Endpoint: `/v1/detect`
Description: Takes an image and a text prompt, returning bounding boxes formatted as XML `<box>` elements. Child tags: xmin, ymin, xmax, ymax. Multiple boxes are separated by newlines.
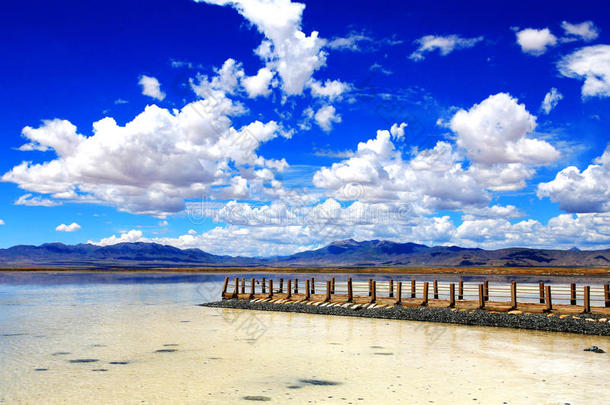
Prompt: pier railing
<box><xmin>221</xmin><ymin>277</ymin><xmax>610</xmax><ymax>315</ymax></box>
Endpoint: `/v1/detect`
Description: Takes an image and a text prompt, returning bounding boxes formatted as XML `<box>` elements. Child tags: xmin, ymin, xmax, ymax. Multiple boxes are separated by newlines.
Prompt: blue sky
<box><xmin>1</xmin><ymin>0</ymin><xmax>609</xmax><ymax>255</ymax></box>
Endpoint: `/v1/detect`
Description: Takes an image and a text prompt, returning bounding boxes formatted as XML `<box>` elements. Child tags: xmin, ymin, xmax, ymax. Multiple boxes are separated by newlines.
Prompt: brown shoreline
<box><xmin>0</xmin><ymin>266</ymin><xmax>609</xmax><ymax>276</ymax></box>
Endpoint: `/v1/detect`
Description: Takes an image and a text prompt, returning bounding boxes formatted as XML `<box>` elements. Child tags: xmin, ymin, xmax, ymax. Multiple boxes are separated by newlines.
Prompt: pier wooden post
<box><xmin>510</xmin><ymin>282</ymin><xmax>517</xmax><ymax>309</ymax></box>
<box><xmin>311</xmin><ymin>277</ymin><xmax>315</xmax><ymax>294</ymax></box>
<box><xmin>605</xmin><ymin>284</ymin><xmax>610</xmax><ymax>308</ymax></box>
<box><xmin>250</xmin><ymin>278</ymin><xmax>255</xmax><ymax>299</ymax></box>
<box><xmin>570</xmin><ymin>283</ymin><xmax>576</xmax><ymax>306</ymax></box>
<box><xmin>545</xmin><ymin>285</ymin><xmax>552</xmax><ymax>312</ymax></box>
<box><xmin>268</xmin><ymin>279</ymin><xmax>273</xmax><ymax>298</ymax></box>
<box><xmin>411</xmin><ymin>280</ymin><xmax>416</xmax><ymax>299</ymax></box>
<box><xmin>233</xmin><ymin>277</ymin><xmax>239</xmax><ymax>298</ymax></box>
<box><xmin>325</xmin><ymin>280</ymin><xmax>331</xmax><ymax>302</ymax></box>
<box><xmin>294</xmin><ymin>279</ymin><xmax>298</xmax><ymax>294</ymax></box>
<box><xmin>305</xmin><ymin>280</ymin><xmax>311</xmax><ymax>300</ymax></box>
<box><xmin>396</xmin><ymin>282</ymin><xmax>402</xmax><ymax>305</ymax></box>
<box><xmin>478</xmin><ymin>284</ymin><xmax>485</xmax><ymax>309</ymax></box>
<box><xmin>389</xmin><ymin>280</ymin><xmax>394</xmax><ymax>298</ymax></box>
<box><xmin>368</xmin><ymin>279</ymin><xmax>373</xmax><ymax>296</ymax></box>
<box><xmin>483</xmin><ymin>280</ymin><xmax>489</xmax><ymax>301</ymax></box>
<box><xmin>583</xmin><ymin>286</ymin><xmax>590</xmax><ymax>313</ymax></box>
<box><xmin>222</xmin><ymin>277</ymin><xmax>229</xmax><ymax>297</ymax></box>
<box><xmin>262</xmin><ymin>277</ymin><xmax>266</xmax><ymax>294</ymax></box>
<box><xmin>433</xmin><ymin>280</ymin><xmax>439</xmax><ymax>299</ymax></box>
<box><xmin>241</xmin><ymin>278</ymin><xmax>246</xmax><ymax>294</ymax></box>
<box><xmin>422</xmin><ymin>282</ymin><xmax>428</xmax><ymax>306</ymax></box>
<box><xmin>449</xmin><ymin>283</ymin><xmax>455</xmax><ymax>308</ymax></box>
<box><xmin>370</xmin><ymin>281</ymin><xmax>377</xmax><ymax>303</ymax></box>
<box><xmin>287</xmin><ymin>280</ymin><xmax>292</xmax><ymax>299</ymax></box>
<box><xmin>458</xmin><ymin>280</ymin><xmax>464</xmax><ymax>300</ymax></box>
<box><xmin>539</xmin><ymin>282</ymin><xmax>545</xmax><ymax>304</ymax></box>
<box><xmin>347</xmin><ymin>278</ymin><xmax>353</xmax><ymax>302</ymax></box>
<box><xmin>331</xmin><ymin>278</ymin><xmax>335</xmax><ymax>294</ymax></box>
<box><xmin>279</xmin><ymin>278</ymin><xmax>284</xmax><ymax>293</ymax></box>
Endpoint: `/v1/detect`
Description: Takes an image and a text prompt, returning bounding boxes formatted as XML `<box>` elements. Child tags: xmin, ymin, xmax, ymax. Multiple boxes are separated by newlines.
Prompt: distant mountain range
<box><xmin>1</xmin><ymin>239</ymin><xmax>609</xmax><ymax>268</ymax></box>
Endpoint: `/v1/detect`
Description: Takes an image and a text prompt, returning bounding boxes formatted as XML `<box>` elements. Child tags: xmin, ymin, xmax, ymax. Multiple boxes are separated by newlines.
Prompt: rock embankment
<box><xmin>202</xmin><ymin>299</ymin><xmax>610</xmax><ymax>336</ymax></box>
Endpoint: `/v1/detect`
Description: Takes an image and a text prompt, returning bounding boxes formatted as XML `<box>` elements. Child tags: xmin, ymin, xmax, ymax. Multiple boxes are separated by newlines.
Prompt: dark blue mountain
<box><xmin>0</xmin><ymin>242</ymin><xmax>252</xmax><ymax>268</ymax></box>
<box><xmin>0</xmin><ymin>240</ymin><xmax>609</xmax><ymax>268</ymax></box>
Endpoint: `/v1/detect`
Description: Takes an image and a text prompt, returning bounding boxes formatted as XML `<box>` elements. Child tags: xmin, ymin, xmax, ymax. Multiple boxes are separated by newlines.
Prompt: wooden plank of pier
<box><xmin>230</xmin><ymin>277</ymin><xmax>610</xmax><ymax>317</ymax></box>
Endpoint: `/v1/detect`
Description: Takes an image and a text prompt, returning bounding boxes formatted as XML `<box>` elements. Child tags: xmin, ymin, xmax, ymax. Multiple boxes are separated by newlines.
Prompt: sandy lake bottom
<box><xmin>0</xmin><ymin>273</ymin><xmax>608</xmax><ymax>404</ymax></box>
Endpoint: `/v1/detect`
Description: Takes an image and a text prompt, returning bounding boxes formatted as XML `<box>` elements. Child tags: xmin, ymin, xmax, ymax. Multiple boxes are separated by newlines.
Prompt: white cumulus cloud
<box><xmin>15</xmin><ymin>194</ymin><xmax>61</xmax><ymax>207</ymax></box>
<box><xmin>537</xmin><ymin>146</ymin><xmax>610</xmax><ymax>213</ymax></box>
<box><xmin>17</xmin><ymin>119</ymin><xmax>85</xmax><ymax>155</ymax></box>
<box><xmin>314</xmin><ymin>105</ymin><xmax>342</xmax><ymax>132</ymax></box>
<box><xmin>309</xmin><ymin>79</ymin><xmax>350</xmax><ymax>100</ymax></box>
<box><xmin>195</xmin><ymin>0</ymin><xmax>327</xmax><ymax>96</ymax></box>
<box><xmin>454</xmin><ymin>213</ymin><xmax>610</xmax><ymax>250</ymax></box>
<box><xmin>410</xmin><ymin>34</ymin><xmax>483</xmax><ymax>61</ymax></box>
<box><xmin>313</xmin><ymin>93</ymin><xmax>560</xmax><ymax>217</ymax></box>
<box><xmin>56</xmin><ymin>222</ymin><xmax>81</xmax><ymax>232</ymax></box>
<box><xmin>313</xmin><ymin>128</ymin><xmax>489</xmax><ymax>210</ymax></box>
<box><xmin>461</xmin><ymin>204</ymin><xmax>524</xmax><ymax>221</ymax></box>
<box><xmin>561</xmin><ymin>21</ymin><xmax>599</xmax><ymax>42</ymax></box>
<box><xmin>89</xmin><ymin>208</ymin><xmax>610</xmax><ymax>256</ymax></box>
<box><xmin>191</xmin><ymin>58</ymin><xmax>245</xmax><ymax>97</ymax></box>
<box><xmin>242</xmin><ymin>67</ymin><xmax>274</xmax><ymax>98</ymax></box>
<box><xmin>93</xmin><ymin>230</ymin><xmax>144</xmax><ymax>246</ymax></box>
<box><xmin>327</xmin><ymin>31</ymin><xmax>373</xmax><ymax>51</ymax></box>
<box><xmin>450</xmin><ymin>92</ymin><xmax>560</xmax><ymax>191</ymax></box>
<box><xmin>390</xmin><ymin>122</ymin><xmax>407</xmax><ymax>139</ymax></box>
<box><xmin>3</xmin><ymin>79</ymin><xmax>289</xmax><ymax>216</ymax></box>
<box><xmin>540</xmin><ymin>88</ymin><xmax>563</xmax><ymax>114</ymax></box>
<box><xmin>515</xmin><ymin>28</ymin><xmax>557</xmax><ymax>55</ymax></box>
<box><xmin>138</xmin><ymin>75</ymin><xmax>166</xmax><ymax>101</ymax></box>
<box><xmin>558</xmin><ymin>45</ymin><xmax>610</xmax><ymax>98</ymax></box>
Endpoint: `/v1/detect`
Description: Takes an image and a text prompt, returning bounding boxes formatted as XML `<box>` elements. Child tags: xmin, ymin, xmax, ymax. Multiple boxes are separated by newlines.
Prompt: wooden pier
<box><xmin>221</xmin><ymin>277</ymin><xmax>610</xmax><ymax>316</ymax></box>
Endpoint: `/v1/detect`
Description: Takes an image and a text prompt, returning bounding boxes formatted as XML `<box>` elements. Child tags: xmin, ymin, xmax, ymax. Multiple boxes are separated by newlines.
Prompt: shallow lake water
<box><xmin>0</xmin><ymin>272</ymin><xmax>608</xmax><ymax>404</ymax></box>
